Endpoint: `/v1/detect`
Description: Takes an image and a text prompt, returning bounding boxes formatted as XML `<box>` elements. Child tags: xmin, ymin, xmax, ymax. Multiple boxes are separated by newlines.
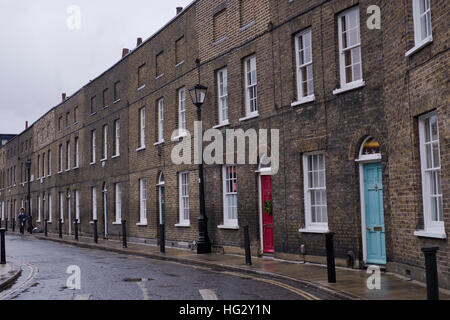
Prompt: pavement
<box><xmin>10</xmin><ymin>232</ymin><xmax>450</xmax><ymax>300</ymax></box>
<box><xmin>0</xmin><ymin>259</ymin><xmax>21</xmax><ymax>291</ymax></box>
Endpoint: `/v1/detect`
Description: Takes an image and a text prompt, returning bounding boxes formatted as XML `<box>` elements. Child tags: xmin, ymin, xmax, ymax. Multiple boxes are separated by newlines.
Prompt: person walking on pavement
<box><xmin>18</xmin><ymin>207</ymin><xmax>26</xmax><ymax>235</ymax></box>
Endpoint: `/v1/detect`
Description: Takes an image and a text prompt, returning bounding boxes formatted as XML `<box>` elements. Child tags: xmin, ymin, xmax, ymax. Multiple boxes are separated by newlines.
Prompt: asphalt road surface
<box><xmin>1</xmin><ymin>234</ymin><xmax>338</xmax><ymax>300</ymax></box>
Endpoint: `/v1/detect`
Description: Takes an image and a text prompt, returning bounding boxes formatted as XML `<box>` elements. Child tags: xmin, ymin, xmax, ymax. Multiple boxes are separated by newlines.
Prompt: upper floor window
<box><xmin>217</xmin><ymin>67</ymin><xmax>228</xmax><ymax>124</ymax></box>
<box><xmin>114</xmin><ymin>81</ymin><xmax>121</xmax><ymax>102</ymax></box>
<box><xmin>115</xmin><ymin>183</ymin><xmax>122</xmax><ymax>224</ymax></box>
<box><xmin>90</xmin><ymin>96</ymin><xmax>96</xmax><ymax>115</ymax></box>
<box><xmin>58</xmin><ymin>144</ymin><xmax>63</xmax><ymax>172</ymax></box>
<box><xmin>66</xmin><ymin>141</ymin><xmax>71</xmax><ymax>171</ymax></box>
<box><xmin>156</xmin><ymin>52</ymin><xmax>164</xmax><ymax>78</ymax></box>
<box><xmin>244</xmin><ymin>56</ymin><xmax>258</xmax><ymax>117</ymax></box>
<box><xmin>74</xmin><ymin>137</ymin><xmax>79</xmax><ymax>168</ymax></box>
<box><xmin>335</xmin><ymin>6</ymin><xmax>364</xmax><ymax>93</ymax></box>
<box><xmin>103</xmin><ymin>88</ymin><xmax>109</xmax><ymax>108</ymax></box>
<box><xmin>74</xmin><ymin>107</ymin><xmax>78</xmax><ymax>123</ymax></box>
<box><xmin>175</xmin><ymin>36</ymin><xmax>185</xmax><ymax>65</ymax></box>
<box><xmin>66</xmin><ymin>112</ymin><xmax>70</xmax><ymax>128</ymax></box>
<box><xmin>302</xmin><ymin>152</ymin><xmax>328</xmax><ymax>232</ymax></box>
<box><xmin>214</xmin><ymin>9</ymin><xmax>228</xmax><ymax>42</ymax></box>
<box><xmin>138</xmin><ymin>64</ymin><xmax>146</xmax><ymax>90</ymax></box>
<box><xmin>101</xmin><ymin>125</ymin><xmax>108</xmax><ymax>160</ymax></box>
<box><xmin>113</xmin><ymin>120</ymin><xmax>120</xmax><ymax>157</ymax></box>
<box><xmin>240</xmin><ymin>0</ymin><xmax>255</xmax><ymax>28</ymax></box>
<box><xmin>178</xmin><ymin>87</ymin><xmax>186</xmax><ymax>134</ymax></box>
<box><xmin>294</xmin><ymin>29</ymin><xmax>315</xmax><ymax>104</ymax></box>
<box><xmin>417</xmin><ymin>111</ymin><xmax>444</xmax><ymax>237</ymax></box>
<box><xmin>58</xmin><ymin>116</ymin><xmax>63</xmax><ymax>132</ymax></box>
<box><xmin>406</xmin><ymin>0</ymin><xmax>432</xmax><ymax>56</ymax></box>
<box><xmin>138</xmin><ymin>107</ymin><xmax>146</xmax><ymax>149</ymax></box>
<box><xmin>90</xmin><ymin>130</ymin><xmax>96</xmax><ymax>164</ymax></box>
<box><xmin>157</xmin><ymin>99</ymin><xmax>164</xmax><ymax>143</ymax></box>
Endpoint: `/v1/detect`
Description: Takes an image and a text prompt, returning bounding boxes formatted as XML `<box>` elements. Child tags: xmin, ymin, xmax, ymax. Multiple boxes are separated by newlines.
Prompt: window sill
<box><xmin>90</xmin><ymin>221</ymin><xmax>98</xmax><ymax>225</ymax></box>
<box><xmin>240</xmin><ymin>20</ymin><xmax>255</xmax><ymax>32</ymax></box>
<box><xmin>172</xmin><ymin>133</ymin><xmax>187</xmax><ymax>142</ymax></box>
<box><xmin>113</xmin><ymin>99</ymin><xmax>121</xmax><ymax>104</ymax></box>
<box><xmin>175</xmin><ymin>61</ymin><xmax>185</xmax><ymax>68</ymax></box>
<box><xmin>57</xmin><ymin>171</ymin><xmax>63</xmax><ymax>175</ymax></box>
<box><xmin>90</xmin><ymin>162</ymin><xmax>96</xmax><ymax>166</ymax></box>
<box><xmin>112</xmin><ymin>221</ymin><xmax>122</xmax><ymax>225</ymax></box>
<box><xmin>414</xmin><ymin>230</ymin><xmax>446</xmax><ymax>239</ymax></box>
<box><xmin>239</xmin><ymin>113</ymin><xmax>259</xmax><ymax>122</ymax></box>
<box><xmin>405</xmin><ymin>36</ymin><xmax>433</xmax><ymax>57</ymax></box>
<box><xmin>213</xmin><ymin>36</ymin><xmax>228</xmax><ymax>46</ymax></box>
<box><xmin>175</xmin><ymin>223</ymin><xmax>190</xmax><ymax>228</ymax></box>
<box><xmin>154</xmin><ymin>141</ymin><xmax>165</xmax><ymax>146</ymax></box>
<box><xmin>136</xmin><ymin>146</ymin><xmax>146</xmax><ymax>152</ymax></box>
<box><xmin>112</xmin><ymin>154</ymin><xmax>120</xmax><ymax>159</ymax></box>
<box><xmin>155</xmin><ymin>74</ymin><xmax>165</xmax><ymax>80</ymax></box>
<box><xmin>100</xmin><ymin>158</ymin><xmax>107</xmax><ymax>162</ymax></box>
<box><xmin>137</xmin><ymin>85</ymin><xmax>146</xmax><ymax>91</ymax></box>
<box><xmin>136</xmin><ymin>222</ymin><xmax>148</xmax><ymax>226</ymax></box>
<box><xmin>333</xmin><ymin>80</ymin><xmax>366</xmax><ymax>95</ymax></box>
<box><xmin>213</xmin><ymin>121</ymin><xmax>230</xmax><ymax>129</ymax></box>
<box><xmin>72</xmin><ymin>166</ymin><xmax>80</xmax><ymax>170</ymax></box>
<box><xmin>291</xmin><ymin>95</ymin><xmax>315</xmax><ymax>107</ymax></box>
<box><xmin>218</xmin><ymin>224</ymin><xmax>239</xmax><ymax>230</ymax></box>
<box><xmin>90</xmin><ymin>112</ymin><xmax>97</xmax><ymax>116</ymax></box>
<box><xmin>298</xmin><ymin>228</ymin><xmax>330</xmax><ymax>234</ymax></box>
<box><xmin>102</xmin><ymin>105</ymin><xmax>110</xmax><ymax>110</ymax></box>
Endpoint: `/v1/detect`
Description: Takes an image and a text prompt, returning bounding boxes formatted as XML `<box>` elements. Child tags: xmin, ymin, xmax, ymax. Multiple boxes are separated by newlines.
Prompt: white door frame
<box><xmin>356</xmin><ymin>137</ymin><xmax>382</xmax><ymax>264</ymax></box>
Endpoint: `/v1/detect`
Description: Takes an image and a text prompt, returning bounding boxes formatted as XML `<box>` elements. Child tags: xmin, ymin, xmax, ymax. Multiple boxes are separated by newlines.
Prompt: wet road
<box><xmin>2</xmin><ymin>235</ymin><xmax>338</xmax><ymax>300</ymax></box>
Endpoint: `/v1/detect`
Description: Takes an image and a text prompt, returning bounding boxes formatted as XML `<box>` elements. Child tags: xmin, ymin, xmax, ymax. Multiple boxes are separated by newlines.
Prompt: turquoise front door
<box><xmin>364</xmin><ymin>163</ymin><xmax>386</xmax><ymax>265</ymax></box>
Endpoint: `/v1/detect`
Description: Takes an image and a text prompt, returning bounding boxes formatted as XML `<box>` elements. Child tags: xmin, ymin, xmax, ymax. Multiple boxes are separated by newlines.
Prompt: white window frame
<box><xmin>102</xmin><ymin>125</ymin><xmax>108</xmax><ymax>161</ymax></box>
<box><xmin>48</xmin><ymin>193</ymin><xmax>52</xmax><ymax>223</ymax></box>
<box><xmin>113</xmin><ymin>120</ymin><xmax>120</xmax><ymax>157</ymax></box>
<box><xmin>114</xmin><ymin>183</ymin><xmax>122</xmax><ymax>224</ymax></box>
<box><xmin>59</xmin><ymin>192</ymin><xmax>64</xmax><ymax>223</ymax></box>
<box><xmin>58</xmin><ymin>145</ymin><xmax>63</xmax><ymax>172</ymax></box>
<box><xmin>414</xmin><ymin>111</ymin><xmax>445</xmax><ymax>238</ymax></box>
<box><xmin>66</xmin><ymin>141</ymin><xmax>71</xmax><ymax>171</ymax></box>
<box><xmin>221</xmin><ymin>165</ymin><xmax>238</xmax><ymax>228</ymax></box>
<box><xmin>138</xmin><ymin>107</ymin><xmax>146</xmax><ymax>149</ymax></box>
<box><xmin>92</xmin><ymin>187</ymin><xmax>97</xmax><ymax>221</ymax></box>
<box><xmin>406</xmin><ymin>0</ymin><xmax>433</xmax><ymax>56</ymax></box>
<box><xmin>138</xmin><ymin>179</ymin><xmax>147</xmax><ymax>225</ymax></box>
<box><xmin>177</xmin><ymin>172</ymin><xmax>190</xmax><ymax>226</ymax></box>
<box><xmin>178</xmin><ymin>88</ymin><xmax>186</xmax><ymax>136</ymax></box>
<box><xmin>293</xmin><ymin>29</ymin><xmax>315</xmax><ymax>105</ymax></box>
<box><xmin>157</xmin><ymin>99</ymin><xmax>164</xmax><ymax>143</ymax></box>
<box><xmin>334</xmin><ymin>6</ymin><xmax>365</xmax><ymax>95</ymax></box>
<box><xmin>217</xmin><ymin>68</ymin><xmax>229</xmax><ymax>125</ymax></box>
<box><xmin>37</xmin><ymin>195</ymin><xmax>41</xmax><ymax>222</ymax></box>
<box><xmin>75</xmin><ymin>190</ymin><xmax>80</xmax><ymax>222</ymax></box>
<box><xmin>91</xmin><ymin>130</ymin><xmax>96</xmax><ymax>164</ymax></box>
<box><xmin>74</xmin><ymin>137</ymin><xmax>79</xmax><ymax>168</ymax></box>
<box><xmin>300</xmin><ymin>151</ymin><xmax>329</xmax><ymax>233</ymax></box>
<box><xmin>244</xmin><ymin>55</ymin><xmax>258</xmax><ymax>117</ymax></box>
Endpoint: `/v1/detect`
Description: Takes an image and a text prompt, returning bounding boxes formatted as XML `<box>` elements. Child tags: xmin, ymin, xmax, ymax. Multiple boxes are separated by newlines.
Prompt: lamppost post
<box><xmin>189</xmin><ymin>79</ymin><xmax>211</xmax><ymax>254</ymax></box>
<box><xmin>25</xmin><ymin>159</ymin><xmax>32</xmax><ymax>234</ymax></box>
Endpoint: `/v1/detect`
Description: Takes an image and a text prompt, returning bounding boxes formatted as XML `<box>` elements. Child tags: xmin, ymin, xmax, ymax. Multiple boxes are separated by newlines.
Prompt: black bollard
<box><xmin>121</xmin><ymin>220</ymin><xmax>127</xmax><ymax>248</ymax></box>
<box><xmin>325</xmin><ymin>232</ymin><xmax>336</xmax><ymax>283</ymax></box>
<box><xmin>160</xmin><ymin>224</ymin><xmax>165</xmax><ymax>253</ymax></box>
<box><xmin>0</xmin><ymin>228</ymin><xmax>6</xmax><ymax>264</ymax></box>
<box><xmin>58</xmin><ymin>218</ymin><xmax>63</xmax><ymax>239</ymax></box>
<box><xmin>44</xmin><ymin>219</ymin><xmax>48</xmax><ymax>237</ymax></box>
<box><xmin>93</xmin><ymin>220</ymin><xmax>98</xmax><ymax>244</ymax></box>
<box><xmin>12</xmin><ymin>218</ymin><xmax>15</xmax><ymax>233</ymax></box>
<box><xmin>243</xmin><ymin>225</ymin><xmax>252</xmax><ymax>265</ymax></box>
<box><xmin>422</xmin><ymin>246</ymin><xmax>439</xmax><ymax>300</ymax></box>
<box><xmin>74</xmin><ymin>219</ymin><xmax>79</xmax><ymax>241</ymax></box>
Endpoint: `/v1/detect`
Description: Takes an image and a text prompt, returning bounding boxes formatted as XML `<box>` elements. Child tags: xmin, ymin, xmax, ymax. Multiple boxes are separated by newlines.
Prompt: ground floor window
<box><xmin>222</xmin><ymin>165</ymin><xmax>238</xmax><ymax>227</ymax></box>
<box><xmin>178</xmin><ymin>172</ymin><xmax>190</xmax><ymax>226</ymax></box>
<box><xmin>139</xmin><ymin>179</ymin><xmax>147</xmax><ymax>225</ymax></box>
<box><xmin>302</xmin><ymin>151</ymin><xmax>328</xmax><ymax>231</ymax></box>
<box><xmin>418</xmin><ymin>111</ymin><xmax>444</xmax><ymax>234</ymax></box>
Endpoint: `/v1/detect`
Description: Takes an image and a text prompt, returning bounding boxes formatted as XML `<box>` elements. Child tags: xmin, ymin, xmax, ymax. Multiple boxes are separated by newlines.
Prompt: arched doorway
<box><xmin>257</xmin><ymin>155</ymin><xmax>274</xmax><ymax>254</ymax></box>
<box><xmin>356</xmin><ymin>137</ymin><xmax>386</xmax><ymax>265</ymax></box>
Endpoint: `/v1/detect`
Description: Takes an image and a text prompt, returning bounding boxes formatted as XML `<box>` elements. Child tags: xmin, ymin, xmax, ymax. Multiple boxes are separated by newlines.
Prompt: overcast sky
<box><xmin>0</xmin><ymin>0</ymin><xmax>192</xmax><ymax>134</ymax></box>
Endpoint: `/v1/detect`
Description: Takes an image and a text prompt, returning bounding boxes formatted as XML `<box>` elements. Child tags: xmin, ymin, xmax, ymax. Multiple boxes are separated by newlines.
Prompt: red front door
<box><xmin>261</xmin><ymin>175</ymin><xmax>274</xmax><ymax>253</ymax></box>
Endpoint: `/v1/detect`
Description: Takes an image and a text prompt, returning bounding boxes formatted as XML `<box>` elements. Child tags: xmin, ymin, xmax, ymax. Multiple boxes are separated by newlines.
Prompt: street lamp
<box><xmin>25</xmin><ymin>159</ymin><xmax>33</xmax><ymax>234</ymax></box>
<box><xmin>188</xmin><ymin>83</ymin><xmax>211</xmax><ymax>254</ymax></box>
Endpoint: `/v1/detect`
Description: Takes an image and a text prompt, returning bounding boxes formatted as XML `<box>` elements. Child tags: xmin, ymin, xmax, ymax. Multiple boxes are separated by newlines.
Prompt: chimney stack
<box><xmin>122</xmin><ymin>48</ymin><xmax>130</xmax><ymax>57</ymax></box>
<box><xmin>137</xmin><ymin>37</ymin><xmax>143</xmax><ymax>47</ymax></box>
<box><xmin>25</xmin><ymin>121</ymin><xmax>28</xmax><ymax>129</ymax></box>
<box><xmin>62</xmin><ymin>93</ymin><xmax>66</xmax><ymax>102</ymax></box>
<box><xmin>176</xmin><ymin>7</ymin><xmax>183</xmax><ymax>15</ymax></box>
